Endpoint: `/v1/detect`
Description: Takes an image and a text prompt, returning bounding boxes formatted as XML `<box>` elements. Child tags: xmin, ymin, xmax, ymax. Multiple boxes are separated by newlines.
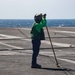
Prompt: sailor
<box><xmin>30</xmin><ymin>13</ymin><xmax>47</xmax><ymax>68</ymax></box>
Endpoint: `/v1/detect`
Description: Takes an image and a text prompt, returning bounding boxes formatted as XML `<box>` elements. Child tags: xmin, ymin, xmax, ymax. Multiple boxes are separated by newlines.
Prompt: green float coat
<box><xmin>31</xmin><ymin>17</ymin><xmax>46</xmax><ymax>40</ymax></box>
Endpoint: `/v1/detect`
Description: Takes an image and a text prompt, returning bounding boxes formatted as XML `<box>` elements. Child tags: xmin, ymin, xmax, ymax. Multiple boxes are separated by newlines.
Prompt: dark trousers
<box><xmin>32</xmin><ymin>39</ymin><xmax>41</xmax><ymax>65</ymax></box>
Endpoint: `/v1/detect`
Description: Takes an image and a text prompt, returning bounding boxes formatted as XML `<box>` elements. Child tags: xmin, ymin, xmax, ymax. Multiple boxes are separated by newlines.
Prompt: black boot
<box><xmin>31</xmin><ymin>64</ymin><xmax>41</xmax><ymax>68</ymax></box>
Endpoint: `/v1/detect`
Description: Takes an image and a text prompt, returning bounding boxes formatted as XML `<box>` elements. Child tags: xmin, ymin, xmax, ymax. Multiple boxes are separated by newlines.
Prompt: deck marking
<box><xmin>0</xmin><ymin>34</ymin><xmax>22</xmax><ymax>39</ymax></box>
<box><xmin>0</xmin><ymin>42</ymin><xmax>23</xmax><ymax>49</ymax></box>
<box><xmin>55</xmin><ymin>30</ymin><xmax>75</xmax><ymax>34</ymax></box>
<box><xmin>41</xmin><ymin>41</ymin><xmax>74</xmax><ymax>47</ymax></box>
<box><xmin>0</xmin><ymin>51</ymin><xmax>30</xmax><ymax>55</ymax></box>
<box><xmin>58</xmin><ymin>58</ymin><xmax>75</xmax><ymax>64</ymax></box>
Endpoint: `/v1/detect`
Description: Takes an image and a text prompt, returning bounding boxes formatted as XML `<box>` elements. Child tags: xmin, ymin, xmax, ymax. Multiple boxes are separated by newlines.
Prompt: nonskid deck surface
<box><xmin>0</xmin><ymin>27</ymin><xmax>75</xmax><ymax>75</ymax></box>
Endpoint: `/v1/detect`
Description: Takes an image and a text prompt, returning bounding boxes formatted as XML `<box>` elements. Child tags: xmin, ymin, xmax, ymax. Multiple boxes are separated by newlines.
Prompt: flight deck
<box><xmin>0</xmin><ymin>27</ymin><xmax>75</xmax><ymax>75</ymax></box>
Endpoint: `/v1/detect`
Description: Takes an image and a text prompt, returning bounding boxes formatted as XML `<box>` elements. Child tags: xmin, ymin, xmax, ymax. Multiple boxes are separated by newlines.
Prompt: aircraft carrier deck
<box><xmin>0</xmin><ymin>27</ymin><xmax>75</xmax><ymax>75</ymax></box>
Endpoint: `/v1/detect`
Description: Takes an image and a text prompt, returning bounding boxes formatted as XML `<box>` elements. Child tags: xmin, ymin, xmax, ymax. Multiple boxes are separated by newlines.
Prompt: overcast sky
<box><xmin>0</xmin><ymin>0</ymin><xmax>75</xmax><ymax>19</ymax></box>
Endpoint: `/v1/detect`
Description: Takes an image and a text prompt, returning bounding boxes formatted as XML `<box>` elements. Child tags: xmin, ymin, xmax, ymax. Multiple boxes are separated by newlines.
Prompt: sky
<box><xmin>0</xmin><ymin>0</ymin><xmax>75</xmax><ymax>19</ymax></box>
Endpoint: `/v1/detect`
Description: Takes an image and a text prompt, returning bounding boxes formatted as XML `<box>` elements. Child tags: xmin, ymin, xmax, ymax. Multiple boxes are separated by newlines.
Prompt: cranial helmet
<box><xmin>34</xmin><ymin>13</ymin><xmax>42</xmax><ymax>23</ymax></box>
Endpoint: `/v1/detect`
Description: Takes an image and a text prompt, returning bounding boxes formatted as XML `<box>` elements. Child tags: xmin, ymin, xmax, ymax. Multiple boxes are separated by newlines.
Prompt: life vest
<box><xmin>31</xmin><ymin>25</ymin><xmax>45</xmax><ymax>40</ymax></box>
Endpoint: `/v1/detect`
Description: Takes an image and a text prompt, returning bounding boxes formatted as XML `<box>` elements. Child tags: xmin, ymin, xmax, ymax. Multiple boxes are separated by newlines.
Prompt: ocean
<box><xmin>0</xmin><ymin>19</ymin><xmax>75</xmax><ymax>28</ymax></box>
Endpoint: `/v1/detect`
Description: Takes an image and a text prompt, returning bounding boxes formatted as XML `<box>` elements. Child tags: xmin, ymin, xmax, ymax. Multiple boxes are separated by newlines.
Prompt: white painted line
<box><xmin>39</xmin><ymin>51</ymin><xmax>53</xmax><ymax>56</ymax></box>
<box><xmin>22</xmin><ymin>28</ymin><xmax>31</xmax><ymax>30</ymax></box>
<box><xmin>24</xmin><ymin>50</ymin><xmax>33</xmax><ymax>53</ymax></box>
<box><xmin>17</xmin><ymin>28</ymin><xmax>31</xmax><ymax>30</ymax></box>
<box><xmin>0</xmin><ymin>51</ymin><xmax>30</xmax><ymax>55</ymax></box>
<box><xmin>22</xmin><ymin>39</ymin><xmax>31</xmax><ymax>41</ymax></box>
<box><xmin>58</xmin><ymin>58</ymin><xmax>75</xmax><ymax>64</ymax></box>
<box><xmin>53</xmin><ymin>42</ymin><xmax>74</xmax><ymax>47</ymax></box>
<box><xmin>0</xmin><ymin>34</ymin><xmax>22</xmax><ymax>39</ymax></box>
<box><xmin>51</xmin><ymin>30</ymin><xmax>75</xmax><ymax>34</ymax></box>
<box><xmin>41</xmin><ymin>41</ymin><xmax>74</xmax><ymax>47</ymax></box>
<box><xmin>0</xmin><ymin>42</ymin><xmax>23</xmax><ymax>49</ymax></box>
<box><xmin>40</xmin><ymin>51</ymin><xmax>53</xmax><ymax>54</ymax></box>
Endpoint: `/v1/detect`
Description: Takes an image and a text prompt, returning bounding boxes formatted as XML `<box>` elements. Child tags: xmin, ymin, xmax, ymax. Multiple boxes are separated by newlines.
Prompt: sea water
<box><xmin>0</xmin><ymin>19</ymin><xmax>75</xmax><ymax>28</ymax></box>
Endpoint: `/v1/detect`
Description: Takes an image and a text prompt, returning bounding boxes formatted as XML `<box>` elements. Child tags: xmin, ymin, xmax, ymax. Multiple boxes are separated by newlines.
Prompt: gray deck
<box><xmin>0</xmin><ymin>27</ymin><xmax>75</xmax><ymax>75</ymax></box>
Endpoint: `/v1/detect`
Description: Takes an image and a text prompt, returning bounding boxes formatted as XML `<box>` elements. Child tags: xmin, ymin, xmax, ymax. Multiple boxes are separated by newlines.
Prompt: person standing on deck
<box><xmin>30</xmin><ymin>13</ymin><xmax>47</xmax><ymax>68</ymax></box>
